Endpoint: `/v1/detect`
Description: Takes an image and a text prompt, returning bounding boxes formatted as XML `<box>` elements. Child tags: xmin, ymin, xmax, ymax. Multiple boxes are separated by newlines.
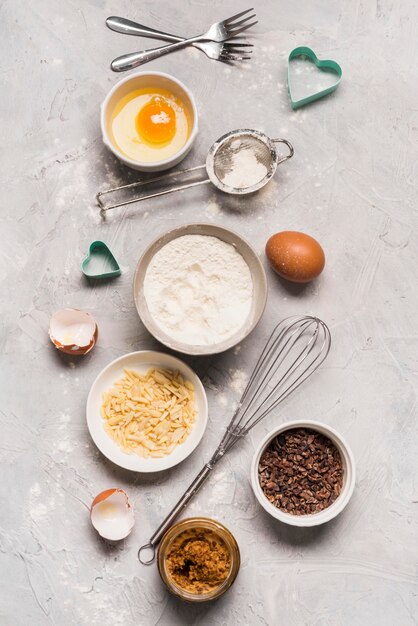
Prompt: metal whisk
<box><xmin>138</xmin><ymin>315</ymin><xmax>331</xmax><ymax>564</ymax></box>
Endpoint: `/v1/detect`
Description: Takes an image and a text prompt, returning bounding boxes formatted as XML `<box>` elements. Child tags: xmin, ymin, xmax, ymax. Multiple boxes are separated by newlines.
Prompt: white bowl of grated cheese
<box><xmin>133</xmin><ymin>224</ymin><xmax>268</xmax><ymax>355</ymax></box>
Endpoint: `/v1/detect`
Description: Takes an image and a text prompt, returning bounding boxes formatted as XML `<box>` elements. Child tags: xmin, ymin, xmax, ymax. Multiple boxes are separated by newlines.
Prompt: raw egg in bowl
<box><xmin>101</xmin><ymin>72</ymin><xmax>198</xmax><ymax>172</ymax></box>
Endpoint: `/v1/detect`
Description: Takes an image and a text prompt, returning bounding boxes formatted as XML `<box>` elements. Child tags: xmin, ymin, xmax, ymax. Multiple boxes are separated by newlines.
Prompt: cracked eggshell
<box><xmin>90</xmin><ymin>489</ymin><xmax>135</xmax><ymax>541</ymax></box>
<box><xmin>49</xmin><ymin>308</ymin><xmax>97</xmax><ymax>355</ymax></box>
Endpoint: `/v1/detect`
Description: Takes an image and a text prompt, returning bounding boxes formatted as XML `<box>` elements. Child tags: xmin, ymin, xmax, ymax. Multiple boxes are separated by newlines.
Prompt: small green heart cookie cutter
<box><xmin>288</xmin><ymin>46</ymin><xmax>342</xmax><ymax>109</ymax></box>
<box><xmin>81</xmin><ymin>240</ymin><xmax>121</xmax><ymax>279</ymax></box>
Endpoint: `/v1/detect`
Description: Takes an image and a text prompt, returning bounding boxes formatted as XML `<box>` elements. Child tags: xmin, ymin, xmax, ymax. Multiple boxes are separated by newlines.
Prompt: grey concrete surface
<box><xmin>1</xmin><ymin>1</ymin><xmax>418</xmax><ymax>624</ymax></box>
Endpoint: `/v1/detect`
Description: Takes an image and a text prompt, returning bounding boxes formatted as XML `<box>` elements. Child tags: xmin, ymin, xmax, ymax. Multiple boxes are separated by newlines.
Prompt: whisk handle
<box><xmin>138</xmin><ymin>462</ymin><xmax>214</xmax><ymax>564</ymax></box>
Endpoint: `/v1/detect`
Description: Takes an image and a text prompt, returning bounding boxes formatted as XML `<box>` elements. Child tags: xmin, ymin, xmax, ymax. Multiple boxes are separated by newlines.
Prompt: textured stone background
<box><xmin>1</xmin><ymin>1</ymin><xmax>418</xmax><ymax>624</ymax></box>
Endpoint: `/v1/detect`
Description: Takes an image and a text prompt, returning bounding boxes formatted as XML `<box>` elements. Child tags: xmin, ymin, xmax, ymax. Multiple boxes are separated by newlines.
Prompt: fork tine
<box><xmin>220</xmin><ymin>54</ymin><xmax>252</xmax><ymax>61</ymax></box>
<box><xmin>223</xmin><ymin>39</ymin><xmax>254</xmax><ymax>48</ymax></box>
<box><xmin>223</xmin><ymin>8</ymin><xmax>254</xmax><ymax>24</ymax></box>
<box><xmin>225</xmin><ymin>48</ymin><xmax>253</xmax><ymax>55</ymax></box>
<box><xmin>223</xmin><ymin>44</ymin><xmax>253</xmax><ymax>52</ymax></box>
<box><xmin>223</xmin><ymin>42</ymin><xmax>254</xmax><ymax>47</ymax></box>
<box><xmin>226</xmin><ymin>14</ymin><xmax>256</xmax><ymax>29</ymax></box>
<box><xmin>222</xmin><ymin>57</ymin><xmax>252</xmax><ymax>62</ymax></box>
<box><xmin>226</xmin><ymin>21</ymin><xmax>258</xmax><ymax>37</ymax></box>
<box><xmin>223</xmin><ymin>46</ymin><xmax>254</xmax><ymax>51</ymax></box>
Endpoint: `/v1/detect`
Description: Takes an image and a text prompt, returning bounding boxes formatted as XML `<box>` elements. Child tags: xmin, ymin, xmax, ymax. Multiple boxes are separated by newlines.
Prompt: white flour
<box><xmin>143</xmin><ymin>235</ymin><xmax>253</xmax><ymax>346</ymax></box>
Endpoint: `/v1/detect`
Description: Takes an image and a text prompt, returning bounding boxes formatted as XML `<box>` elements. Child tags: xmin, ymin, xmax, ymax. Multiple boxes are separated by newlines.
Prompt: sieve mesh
<box><xmin>213</xmin><ymin>135</ymin><xmax>275</xmax><ymax>189</ymax></box>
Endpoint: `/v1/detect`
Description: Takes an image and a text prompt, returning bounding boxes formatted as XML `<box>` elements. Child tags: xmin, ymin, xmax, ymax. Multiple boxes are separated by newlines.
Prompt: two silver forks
<box><xmin>108</xmin><ymin>9</ymin><xmax>257</xmax><ymax>71</ymax></box>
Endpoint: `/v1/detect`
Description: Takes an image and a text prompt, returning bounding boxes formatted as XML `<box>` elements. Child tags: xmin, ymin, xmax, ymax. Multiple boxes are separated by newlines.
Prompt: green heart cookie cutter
<box><xmin>288</xmin><ymin>46</ymin><xmax>342</xmax><ymax>109</ymax></box>
<box><xmin>81</xmin><ymin>241</ymin><xmax>121</xmax><ymax>279</ymax></box>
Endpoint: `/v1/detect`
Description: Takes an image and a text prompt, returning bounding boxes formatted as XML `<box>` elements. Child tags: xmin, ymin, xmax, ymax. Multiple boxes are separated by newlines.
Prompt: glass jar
<box><xmin>157</xmin><ymin>517</ymin><xmax>241</xmax><ymax>602</ymax></box>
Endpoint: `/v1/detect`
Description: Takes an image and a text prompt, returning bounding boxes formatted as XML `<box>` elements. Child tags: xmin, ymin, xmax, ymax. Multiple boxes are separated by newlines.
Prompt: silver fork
<box><xmin>111</xmin><ymin>8</ymin><xmax>257</xmax><ymax>72</ymax></box>
<box><xmin>106</xmin><ymin>15</ymin><xmax>254</xmax><ymax>63</ymax></box>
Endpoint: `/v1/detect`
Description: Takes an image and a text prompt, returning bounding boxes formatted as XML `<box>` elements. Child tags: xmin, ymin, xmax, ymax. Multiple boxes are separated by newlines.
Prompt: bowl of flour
<box><xmin>133</xmin><ymin>224</ymin><xmax>267</xmax><ymax>355</ymax></box>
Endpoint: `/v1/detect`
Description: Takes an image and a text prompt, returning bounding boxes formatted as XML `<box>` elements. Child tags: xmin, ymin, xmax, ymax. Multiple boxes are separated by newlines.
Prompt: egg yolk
<box><xmin>135</xmin><ymin>96</ymin><xmax>176</xmax><ymax>145</ymax></box>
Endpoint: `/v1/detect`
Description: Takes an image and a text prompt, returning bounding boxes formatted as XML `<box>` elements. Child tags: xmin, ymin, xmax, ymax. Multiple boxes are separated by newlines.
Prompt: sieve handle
<box><xmin>97</xmin><ymin>165</ymin><xmax>208</xmax><ymax>212</ymax></box>
<box><xmin>271</xmin><ymin>138</ymin><xmax>294</xmax><ymax>164</ymax></box>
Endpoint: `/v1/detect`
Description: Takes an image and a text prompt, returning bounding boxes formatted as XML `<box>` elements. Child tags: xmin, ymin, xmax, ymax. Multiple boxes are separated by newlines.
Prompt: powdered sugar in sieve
<box><xmin>212</xmin><ymin>136</ymin><xmax>273</xmax><ymax>189</ymax></box>
<box><xmin>205</xmin><ymin>129</ymin><xmax>293</xmax><ymax>195</ymax></box>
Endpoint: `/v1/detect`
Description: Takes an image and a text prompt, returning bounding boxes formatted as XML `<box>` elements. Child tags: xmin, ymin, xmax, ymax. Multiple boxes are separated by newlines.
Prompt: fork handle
<box><xmin>111</xmin><ymin>36</ymin><xmax>202</xmax><ymax>72</ymax></box>
<box><xmin>106</xmin><ymin>16</ymin><xmax>183</xmax><ymax>43</ymax></box>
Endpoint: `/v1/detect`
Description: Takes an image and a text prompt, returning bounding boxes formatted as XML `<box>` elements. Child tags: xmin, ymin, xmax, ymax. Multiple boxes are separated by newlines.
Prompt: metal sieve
<box><xmin>97</xmin><ymin>129</ymin><xmax>294</xmax><ymax>212</ymax></box>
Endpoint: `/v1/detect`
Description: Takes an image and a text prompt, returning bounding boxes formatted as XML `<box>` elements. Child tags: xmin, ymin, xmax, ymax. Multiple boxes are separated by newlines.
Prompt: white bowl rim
<box><xmin>133</xmin><ymin>222</ymin><xmax>268</xmax><ymax>355</ymax></box>
<box><xmin>86</xmin><ymin>350</ymin><xmax>208</xmax><ymax>472</ymax></box>
<box><xmin>251</xmin><ymin>419</ymin><xmax>356</xmax><ymax>527</ymax></box>
<box><xmin>100</xmin><ymin>70</ymin><xmax>199</xmax><ymax>169</ymax></box>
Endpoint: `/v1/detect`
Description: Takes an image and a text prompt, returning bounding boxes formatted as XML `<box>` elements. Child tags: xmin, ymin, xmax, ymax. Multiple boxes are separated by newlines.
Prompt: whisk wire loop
<box><xmin>232</xmin><ymin>317</ymin><xmax>323</xmax><ymax>432</ymax></box>
<box><xmin>212</xmin><ymin>317</ymin><xmax>330</xmax><ymax>448</ymax></box>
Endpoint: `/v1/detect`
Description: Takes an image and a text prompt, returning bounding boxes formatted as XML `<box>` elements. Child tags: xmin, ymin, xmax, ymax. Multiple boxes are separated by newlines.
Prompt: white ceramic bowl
<box><xmin>251</xmin><ymin>420</ymin><xmax>355</xmax><ymax>527</ymax></box>
<box><xmin>86</xmin><ymin>351</ymin><xmax>208</xmax><ymax>472</ymax></box>
<box><xmin>101</xmin><ymin>71</ymin><xmax>198</xmax><ymax>172</ymax></box>
<box><xmin>133</xmin><ymin>223</ymin><xmax>268</xmax><ymax>356</ymax></box>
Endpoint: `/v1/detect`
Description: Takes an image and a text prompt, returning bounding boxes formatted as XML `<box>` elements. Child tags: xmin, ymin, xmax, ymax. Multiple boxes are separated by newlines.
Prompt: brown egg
<box><xmin>265</xmin><ymin>231</ymin><xmax>325</xmax><ymax>283</ymax></box>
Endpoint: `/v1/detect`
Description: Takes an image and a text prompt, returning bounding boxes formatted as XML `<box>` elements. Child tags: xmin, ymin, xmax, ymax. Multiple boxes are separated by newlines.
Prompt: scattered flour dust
<box><xmin>206</xmin><ymin>198</ymin><xmax>221</xmax><ymax>218</ymax></box>
<box><xmin>144</xmin><ymin>235</ymin><xmax>253</xmax><ymax>346</ymax></box>
<box><xmin>55</xmin><ymin>440</ymin><xmax>74</xmax><ymax>454</ymax></box>
<box><xmin>217</xmin><ymin>393</ymin><xmax>228</xmax><ymax>407</ymax></box>
<box><xmin>207</xmin><ymin>469</ymin><xmax>235</xmax><ymax>506</ymax></box>
<box><xmin>29</xmin><ymin>483</ymin><xmax>48</xmax><ymax>524</ymax></box>
<box><xmin>229</xmin><ymin>368</ymin><xmax>248</xmax><ymax>394</ymax></box>
<box><xmin>188</xmin><ymin>469</ymin><xmax>234</xmax><ymax>512</ymax></box>
<box><xmin>58</xmin><ymin>411</ymin><xmax>71</xmax><ymax>431</ymax></box>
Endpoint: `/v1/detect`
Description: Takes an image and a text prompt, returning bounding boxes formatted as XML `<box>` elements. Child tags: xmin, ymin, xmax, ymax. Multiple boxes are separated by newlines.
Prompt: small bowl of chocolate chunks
<box><xmin>251</xmin><ymin>420</ymin><xmax>355</xmax><ymax>527</ymax></box>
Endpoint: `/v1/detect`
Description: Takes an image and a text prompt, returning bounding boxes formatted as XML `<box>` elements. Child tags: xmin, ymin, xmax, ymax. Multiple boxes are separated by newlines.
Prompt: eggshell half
<box><xmin>49</xmin><ymin>308</ymin><xmax>97</xmax><ymax>355</ymax></box>
<box><xmin>91</xmin><ymin>489</ymin><xmax>134</xmax><ymax>541</ymax></box>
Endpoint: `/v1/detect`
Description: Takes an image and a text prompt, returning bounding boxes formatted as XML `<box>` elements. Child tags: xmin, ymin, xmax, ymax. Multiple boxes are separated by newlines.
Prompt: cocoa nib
<box><xmin>258</xmin><ymin>428</ymin><xmax>343</xmax><ymax>516</ymax></box>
